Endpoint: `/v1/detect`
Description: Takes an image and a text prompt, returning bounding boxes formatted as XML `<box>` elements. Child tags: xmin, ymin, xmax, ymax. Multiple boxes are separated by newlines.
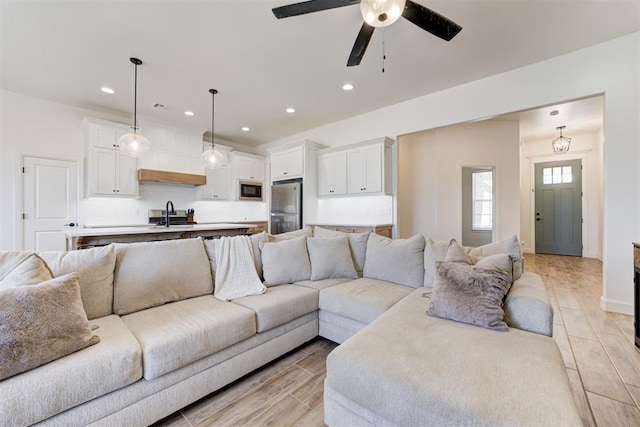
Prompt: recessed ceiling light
<box><xmin>241</xmin><ymin>126</ymin><xmax>250</xmax><ymax>132</ymax></box>
<box><xmin>342</xmin><ymin>83</ymin><xmax>354</xmax><ymax>91</ymax></box>
<box><xmin>184</xmin><ymin>111</ymin><xmax>195</xmax><ymax>116</ymax></box>
<box><xmin>286</xmin><ymin>107</ymin><xmax>295</xmax><ymax>114</ymax></box>
<box><xmin>101</xmin><ymin>87</ymin><xmax>115</xmax><ymax>94</ymax></box>
<box><xmin>550</xmin><ymin>110</ymin><xmax>559</xmax><ymax>116</ymax></box>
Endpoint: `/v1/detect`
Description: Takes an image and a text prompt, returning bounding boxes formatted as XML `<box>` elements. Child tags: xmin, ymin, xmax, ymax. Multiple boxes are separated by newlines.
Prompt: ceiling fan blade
<box><xmin>347</xmin><ymin>22</ymin><xmax>375</xmax><ymax>67</ymax></box>
<box><xmin>402</xmin><ymin>0</ymin><xmax>462</xmax><ymax>41</ymax></box>
<box><xmin>272</xmin><ymin>0</ymin><xmax>360</xmax><ymax>19</ymax></box>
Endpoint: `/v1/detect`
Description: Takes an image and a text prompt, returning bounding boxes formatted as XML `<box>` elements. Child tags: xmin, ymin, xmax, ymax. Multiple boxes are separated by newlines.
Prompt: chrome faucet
<box><xmin>165</xmin><ymin>200</ymin><xmax>175</xmax><ymax>227</ymax></box>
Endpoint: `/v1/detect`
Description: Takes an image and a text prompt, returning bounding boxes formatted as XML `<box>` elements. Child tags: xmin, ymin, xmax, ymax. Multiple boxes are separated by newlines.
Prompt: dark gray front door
<box><xmin>534</xmin><ymin>159</ymin><xmax>582</xmax><ymax>256</ymax></box>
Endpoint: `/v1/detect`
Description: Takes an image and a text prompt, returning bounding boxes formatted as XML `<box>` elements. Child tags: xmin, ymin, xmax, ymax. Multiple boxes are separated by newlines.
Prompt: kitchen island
<box><xmin>64</xmin><ymin>223</ymin><xmax>257</xmax><ymax>250</ymax></box>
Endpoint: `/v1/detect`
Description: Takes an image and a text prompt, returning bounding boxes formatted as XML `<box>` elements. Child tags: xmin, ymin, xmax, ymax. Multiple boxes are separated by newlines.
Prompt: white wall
<box><xmin>0</xmin><ymin>90</ymin><xmax>267</xmax><ymax>250</ymax></box>
<box><xmin>398</xmin><ymin>120</ymin><xmax>520</xmax><ymax>241</ymax></box>
<box><xmin>520</xmin><ymin>131</ymin><xmax>603</xmax><ymax>259</ymax></box>
<box><xmin>260</xmin><ymin>33</ymin><xmax>640</xmax><ymax>314</ymax></box>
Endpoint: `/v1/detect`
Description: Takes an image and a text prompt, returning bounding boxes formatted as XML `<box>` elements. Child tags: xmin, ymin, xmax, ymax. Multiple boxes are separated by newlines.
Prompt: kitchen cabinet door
<box><xmin>318</xmin><ymin>151</ymin><xmax>347</xmax><ymax>196</ymax></box>
<box><xmin>87</xmin><ymin>148</ymin><xmax>137</xmax><ymax>197</ymax></box>
<box><xmin>348</xmin><ymin>144</ymin><xmax>382</xmax><ymax>194</ymax></box>
<box><xmin>271</xmin><ymin>147</ymin><xmax>303</xmax><ymax>180</ymax></box>
<box><xmin>88</xmin><ymin>122</ymin><xmax>129</xmax><ymax>149</ymax></box>
<box><xmin>202</xmin><ymin>167</ymin><xmax>229</xmax><ymax>200</ymax></box>
<box><xmin>236</xmin><ymin>156</ymin><xmax>265</xmax><ymax>182</ymax></box>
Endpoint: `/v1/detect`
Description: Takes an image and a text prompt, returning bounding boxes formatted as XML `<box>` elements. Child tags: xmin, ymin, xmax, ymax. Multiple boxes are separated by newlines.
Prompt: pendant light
<box><xmin>552</xmin><ymin>126</ymin><xmax>571</xmax><ymax>154</ymax></box>
<box><xmin>119</xmin><ymin>57</ymin><xmax>150</xmax><ymax>157</ymax></box>
<box><xmin>201</xmin><ymin>88</ymin><xmax>225</xmax><ymax>169</ymax></box>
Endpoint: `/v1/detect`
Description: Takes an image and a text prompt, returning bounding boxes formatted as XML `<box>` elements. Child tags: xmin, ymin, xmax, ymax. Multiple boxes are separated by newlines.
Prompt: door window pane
<box><xmin>543</xmin><ymin>166</ymin><xmax>573</xmax><ymax>184</ymax></box>
<box><xmin>472</xmin><ymin>171</ymin><xmax>493</xmax><ymax>230</ymax></box>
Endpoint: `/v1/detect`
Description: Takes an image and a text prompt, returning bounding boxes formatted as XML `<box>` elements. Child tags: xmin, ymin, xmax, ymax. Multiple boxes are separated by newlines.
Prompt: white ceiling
<box><xmin>1</xmin><ymin>1</ymin><xmax>638</xmax><ymax>146</ymax></box>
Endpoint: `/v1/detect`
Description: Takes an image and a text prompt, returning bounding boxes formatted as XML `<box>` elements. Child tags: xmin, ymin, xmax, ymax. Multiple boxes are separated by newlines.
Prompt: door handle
<box><xmin>64</xmin><ymin>222</ymin><xmax>76</xmax><ymax>227</ymax></box>
<box><xmin>536</xmin><ymin>218</ymin><xmax>543</xmax><ymax>221</ymax></box>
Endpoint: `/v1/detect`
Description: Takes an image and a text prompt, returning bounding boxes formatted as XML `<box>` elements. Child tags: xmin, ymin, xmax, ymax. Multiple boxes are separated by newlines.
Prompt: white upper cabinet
<box><xmin>84</xmin><ymin>118</ymin><xmax>138</xmax><ymax>197</ymax></box>
<box><xmin>317</xmin><ymin>137</ymin><xmax>393</xmax><ymax>197</ymax></box>
<box><xmin>234</xmin><ymin>153</ymin><xmax>265</xmax><ymax>182</ymax></box>
<box><xmin>318</xmin><ymin>151</ymin><xmax>347</xmax><ymax>196</ymax></box>
<box><xmin>348</xmin><ymin>144</ymin><xmax>383</xmax><ymax>194</ymax></box>
<box><xmin>271</xmin><ymin>147</ymin><xmax>304</xmax><ymax>180</ymax></box>
<box><xmin>201</xmin><ymin>167</ymin><xmax>229</xmax><ymax>200</ymax></box>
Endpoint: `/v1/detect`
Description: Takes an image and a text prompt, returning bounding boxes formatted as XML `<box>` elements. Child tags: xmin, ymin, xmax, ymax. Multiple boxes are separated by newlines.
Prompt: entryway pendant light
<box><xmin>360</xmin><ymin>0</ymin><xmax>407</xmax><ymax>28</ymax></box>
<box><xmin>119</xmin><ymin>57</ymin><xmax>150</xmax><ymax>157</ymax></box>
<box><xmin>552</xmin><ymin>126</ymin><xmax>571</xmax><ymax>154</ymax></box>
<box><xmin>201</xmin><ymin>89</ymin><xmax>225</xmax><ymax>169</ymax></box>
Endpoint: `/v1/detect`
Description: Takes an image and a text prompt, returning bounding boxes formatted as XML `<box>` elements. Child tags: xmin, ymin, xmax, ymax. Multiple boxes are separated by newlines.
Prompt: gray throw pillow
<box><xmin>313</xmin><ymin>226</ymin><xmax>369</xmax><ymax>276</ymax></box>
<box><xmin>0</xmin><ymin>273</ymin><xmax>101</xmax><ymax>381</ymax></box>
<box><xmin>307</xmin><ymin>236</ymin><xmax>357</xmax><ymax>281</ymax></box>
<box><xmin>363</xmin><ymin>233</ymin><xmax>425</xmax><ymax>288</ymax></box>
<box><xmin>444</xmin><ymin>239</ymin><xmax>472</xmax><ymax>264</ymax></box>
<box><xmin>468</xmin><ymin>235</ymin><xmax>523</xmax><ymax>280</ymax></box>
<box><xmin>260</xmin><ymin>236</ymin><xmax>311</xmax><ymax>285</ymax></box>
<box><xmin>427</xmin><ymin>261</ymin><xmax>512</xmax><ymax>331</ymax></box>
<box><xmin>267</xmin><ymin>226</ymin><xmax>313</xmax><ymax>242</ymax></box>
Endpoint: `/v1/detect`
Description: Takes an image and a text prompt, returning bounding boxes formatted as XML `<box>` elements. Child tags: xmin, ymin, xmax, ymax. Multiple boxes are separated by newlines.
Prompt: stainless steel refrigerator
<box><xmin>270</xmin><ymin>178</ymin><xmax>302</xmax><ymax>234</ymax></box>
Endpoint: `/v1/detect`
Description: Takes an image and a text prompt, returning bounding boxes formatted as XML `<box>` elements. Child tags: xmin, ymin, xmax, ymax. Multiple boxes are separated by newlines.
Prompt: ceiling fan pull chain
<box><xmin>382</xmin><ymin>28</ymin><xmax>386</xmax><ymax>73</ymax></box>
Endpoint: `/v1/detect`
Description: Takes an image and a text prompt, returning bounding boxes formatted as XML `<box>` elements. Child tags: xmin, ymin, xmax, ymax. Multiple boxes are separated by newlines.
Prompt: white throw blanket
<box><xmin>214</xmin><ymin>235</ymin><xmax>266</xmax><ymax>301</ymax></box>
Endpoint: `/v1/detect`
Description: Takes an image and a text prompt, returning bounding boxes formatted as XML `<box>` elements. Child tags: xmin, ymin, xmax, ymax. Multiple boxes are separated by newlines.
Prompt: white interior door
<box><xmin>23</xmin><ymin>157</ymin><xmax>78</xmax><ymax>251</ymax></box>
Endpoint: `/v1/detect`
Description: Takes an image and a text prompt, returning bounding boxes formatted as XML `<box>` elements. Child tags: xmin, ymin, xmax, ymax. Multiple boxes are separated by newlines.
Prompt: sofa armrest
<box><xmin>504</xmin><ymin>272</ymin><xmax>553</xmax><ymax>337</ymax></box>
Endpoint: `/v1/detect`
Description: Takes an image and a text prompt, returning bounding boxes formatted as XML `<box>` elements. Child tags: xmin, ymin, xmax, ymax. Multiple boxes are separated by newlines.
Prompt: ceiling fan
<box><xmin>272</xmin><ymin>0</ymin><xmax>462</xmax><ymax>66</ymax></box>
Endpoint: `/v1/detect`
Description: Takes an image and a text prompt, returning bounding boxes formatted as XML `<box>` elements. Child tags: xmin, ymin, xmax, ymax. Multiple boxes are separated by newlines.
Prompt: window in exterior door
<box><xmin>472</xmin><ymin>170</ymin><xmax>493</xmax><ymax>230</ymax></box>
<box><xmin>542</xmin><ymin>166</ymin><xmax>573</xmax><ymax>184</ymax></box>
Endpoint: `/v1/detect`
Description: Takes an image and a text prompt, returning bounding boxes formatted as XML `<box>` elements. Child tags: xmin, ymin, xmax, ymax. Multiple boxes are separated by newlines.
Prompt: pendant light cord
<box><xmin>210</xmin><ymin>88</ymin><xmax>218</xmax><ymax>150</ymax></box>
<box><xmin>133</xmin><ymin>61</ymin><xmax>138</xmax><ymax>132</ymax></box>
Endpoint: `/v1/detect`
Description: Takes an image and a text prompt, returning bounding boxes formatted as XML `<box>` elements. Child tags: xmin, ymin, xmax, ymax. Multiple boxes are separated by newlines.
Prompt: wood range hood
<box><xmin>137</xmin><ymin>169</ymin><xmax>206</xmax><ymax>186</ymax></box>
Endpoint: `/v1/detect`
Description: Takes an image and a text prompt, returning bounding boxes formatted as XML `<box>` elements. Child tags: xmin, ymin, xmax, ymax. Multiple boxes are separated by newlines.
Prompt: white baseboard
<box><xmin>600</xmin><ymin>296</ymin><xmax>634</xmax><ymax>315</ymax></box>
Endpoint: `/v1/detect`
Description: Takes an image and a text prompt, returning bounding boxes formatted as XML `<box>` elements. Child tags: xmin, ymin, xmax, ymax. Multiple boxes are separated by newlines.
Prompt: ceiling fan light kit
<box><xmin>272</xmin><ymin>0</ymin><xmax>462</xmax><ymax>67</ymax></box>
<box><xmin>119</xmin><ymin>57</ymin><xmax>151</xmax><ymax>157</ymax></box>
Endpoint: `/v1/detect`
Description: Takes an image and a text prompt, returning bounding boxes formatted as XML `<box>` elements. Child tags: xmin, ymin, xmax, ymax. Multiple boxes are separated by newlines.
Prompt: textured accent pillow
<box><xmin>363</xmin><ymin>233</ymin><xmax>425</xmax><ymax>288</ymax></box>
<box><xmin>267</xmin><ymin>226</ymin><xmax>313</xmax><ymax>242</ymax></box>
<box><xmin>444</xmin><ymin>239</ymin><xmax>472</xmax><ymax>264</ymax></box>
<box><xmin>427</xmin><ymin>261</ymin><xmax>512</xmax><ymax>331</ymax></box>
<box><xmin>313</xmin><ymin>227</ymin><xmax>369</xmax><ymax>276</ymax></box>
<box><xmin>0</xmin><ymin>273</ymin><xmax>100</xmax><ymax>381</ymax></box>
<box><xmin>113</xmin><ymin>238</ymin><xmax>213</xmax><ymax>315</ymax></box>
<box><xmin>307</xmin><ymin>236</ymin><xmax>357</xmax><ymax>281</ymax></box>
<box><xmin>260</xmin><ymin>236</ymin><xmax>311</xmax><ymax>285</ymax></box>
<box><xmin>39</xmin><ymin>245</ymin><xmax>116</xmax><ymax>320</ymax></box>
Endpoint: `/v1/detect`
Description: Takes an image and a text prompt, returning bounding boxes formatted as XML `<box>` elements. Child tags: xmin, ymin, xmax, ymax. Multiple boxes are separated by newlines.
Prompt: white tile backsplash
<box><xmin>316</xmin><ymin>195</ymin><xmax>393</xmax><ymax>225</ymax></box>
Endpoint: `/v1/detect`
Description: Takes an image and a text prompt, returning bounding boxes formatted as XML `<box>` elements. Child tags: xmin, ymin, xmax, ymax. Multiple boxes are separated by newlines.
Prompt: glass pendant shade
<box><xmin>360</xmin><ymin>0</ymin><xmax>406</xmax><ymax>28</ymax></box>
<box><xmin>119</xmin><ymin>131</ymin><xmax>150</xmax><ymax>157</ymax></box>
<box><xmin>201</xmin><ymin>148</ymin><xmax>225</xmax><ymax>169</ymax></box>
<box><xmin>202</xmin><ymin>88</ymin><xmax>226</xmax><ymax>169</ymax></box>
<box><xmin>119</xmin><ymin>57</ymin><xmax>150</xmax><ymax>157</ymax></box>
<box><xmin>552</xmin><ymin>126</ymin><xmax>571</xmax><ymax>154</ymax></box>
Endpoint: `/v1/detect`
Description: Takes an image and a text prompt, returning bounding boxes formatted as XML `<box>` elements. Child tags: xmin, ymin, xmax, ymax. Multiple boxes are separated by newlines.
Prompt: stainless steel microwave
<box><xmin>239</xmin><ymin>180</ymin><xmax>263</xmax><ymax>201</ymax></box>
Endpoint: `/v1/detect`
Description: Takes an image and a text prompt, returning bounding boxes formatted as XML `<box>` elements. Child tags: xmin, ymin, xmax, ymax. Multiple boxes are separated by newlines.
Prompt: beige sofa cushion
<box><xmin>122</xmin><ymin>295</ymin><xmax>256</xmax><ymax>380</ymax></box>
<box><xmin>319</xmin><ymin>278</ymin><xmax>413</xmax><ymax>324</ymax></box>
<box><xmin>267</xmin><ymin>226</ymin><xmax>313</xmax><ymax>242</ymax></box>
<box><xmin>0</xmin><ymin>273</ymin><xmax>100</xmax><ymax>381</ymax></box>
<box><xmin>113</xmin><ymin>238</ymin><xmax>213</xmax><ymax>315</ymax></box>
<box><xmin>0</xmin><ymin>252</ymin><xmax>52</xmax><ymax>289</ymax></box>
<box><xmin>325</xmin><ymin>287</ymin><xmax>582</xmax><ymax>427</ymax></box>
<box><xmin>40</xmin><ymin>245</ymin><xmax>116</xmax><ymax>319</ymax></box>
<box><xmin>363</xmin><ymin>233</ymin><xmax>425</xmax><ymax>288</ymax></box>
<box><xmin>294</xmin><ymin>278</ymin><xmax>353</xmax><ymax>291</ymax></box>
<box><xmin>232</xmin><ymin>285</ymin><xmax>318</xmax><ymax>333</ymax></box>
<box><xmin>0</xmin><ymin>315</ymin><xmax>142</xmax><ymax>426</ymax></box>
<box><xmin>313</xmin><ymin>227</ymin><xmax>369</xmax><ymax>276</ymax></box>
<box><xmin>504</xmin><ymin>272</ymin><xmax>554</xmax><ymax>336</ymax></box>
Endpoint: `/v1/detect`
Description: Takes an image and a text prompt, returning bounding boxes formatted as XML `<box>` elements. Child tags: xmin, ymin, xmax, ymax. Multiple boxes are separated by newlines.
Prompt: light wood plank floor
<box><xmin>155</xmin><ymin>254</ymin><xmax>639</xmax><ymax>427</ymax></box>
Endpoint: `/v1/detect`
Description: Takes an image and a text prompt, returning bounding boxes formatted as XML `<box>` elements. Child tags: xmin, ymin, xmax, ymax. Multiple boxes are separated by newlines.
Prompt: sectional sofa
<box><xmin>0</xmin><ymin>228</ymin><xmax>581</xmax><ymax>426</ymax></box>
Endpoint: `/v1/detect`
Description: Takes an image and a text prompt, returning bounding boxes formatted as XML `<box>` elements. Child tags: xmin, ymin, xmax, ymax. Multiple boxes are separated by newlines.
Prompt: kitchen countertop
<box><xmin>65</xmin><ymin>223</ymin><xmax>257</xmax><ymax>237</ymax></box>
